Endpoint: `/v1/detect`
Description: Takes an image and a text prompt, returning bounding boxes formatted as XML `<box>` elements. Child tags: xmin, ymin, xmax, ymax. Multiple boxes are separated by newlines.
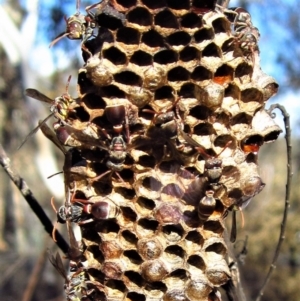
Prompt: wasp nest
<box><xmin>42</xmin><ymin>0</ymin><xmax>281</xmax><ymax>300</ymax></box>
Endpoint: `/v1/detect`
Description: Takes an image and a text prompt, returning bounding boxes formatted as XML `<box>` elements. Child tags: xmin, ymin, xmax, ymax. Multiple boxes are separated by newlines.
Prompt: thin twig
<box><xmin>22</xmin><ymin>241</ymin><xmax>49</xmax><ymax>301</ymax></box>
<box><xmin>255</xmin><ymin>104</ymin><xmax>292</xmax><ymax>301</ymax></box>
<box><xmin>0</xmin><ymin>143</ymin><xmax>69</xmax><ymax>254</ymax></box>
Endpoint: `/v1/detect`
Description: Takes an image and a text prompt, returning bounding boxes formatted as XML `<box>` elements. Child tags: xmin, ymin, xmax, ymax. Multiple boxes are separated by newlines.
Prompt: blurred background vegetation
<box><xmin>0</xmin><ymin>0</ymin><xmax>299</xmax><ymax>300</ymax></box>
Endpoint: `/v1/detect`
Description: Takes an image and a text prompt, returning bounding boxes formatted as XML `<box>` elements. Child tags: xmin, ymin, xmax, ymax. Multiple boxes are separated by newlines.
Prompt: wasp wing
<box><xmin>25</xmin><ymin>89</ymin><xmax>54</xmax><ymax>104</ymax></box>
<box><xmin>40</xmin><ymin>122</ymin><xmax>67</xmax><ymax>154</ymax></box>
<box><xmin>47</xmin><ymin>250</ymin><xmax>69</xmax><ymax>282</ymax></box>
<box><xmin>18</xmin><ymin>114</ymin><xmax>55</xmax><ymax>150</ymax></box>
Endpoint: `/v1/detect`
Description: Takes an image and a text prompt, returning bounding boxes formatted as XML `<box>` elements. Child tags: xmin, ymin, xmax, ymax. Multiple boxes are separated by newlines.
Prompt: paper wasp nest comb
<box><xmin>48</xmin><ymin>0</ymin><xmax>281</xmax><ymax>300</ymax></box>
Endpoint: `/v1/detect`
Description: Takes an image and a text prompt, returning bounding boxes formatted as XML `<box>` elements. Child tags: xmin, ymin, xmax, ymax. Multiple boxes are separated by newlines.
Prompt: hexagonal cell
<box><xmin>211</xmin><ymin>17</ymin><xmax>230</xmax><ymax>34</ymax></box>
<box><xmin>116</xmin><ymin>27</ymin><xmax>141</xmax><ymax>45</ymax></box>
<box><xmin>96</xmin><ymin>10</ymin><xmax>126</xmax><ymax>30</ymax></box>
<box><xmin>103</xmin><ymin>46</ymin><xmax>128</xmax><ymax>65</ymax></box>
<box><xmin>167</xmin><ymin>31</ymin><xmax>192</xmax><ymax>48</ymax></box>
<box><xmin>154</xmin><ymin>203</ymin><xmax>182</xmax><ymax>225</ymax></box>
<box><xmin>240</xmin><ymin>134</ymin><xmax>264</xmax><ymax>154</ymax></box>
<box><xmin>189</xmin><ymin>105</ymin><xmax>213</xmax><ymax>121</ymax></box>
<box><xmin>185</xmin><ymin>278</ymin><xmax>212</xmax><ymax>301</ymax></box>
<box><xmin>194</xmin><ymin>27</ymin><xmax>214</xmax><ymax>44</ymax></box>
<box><xmin>144</xmin><ymin>282</ymin><xmax>167</xmax><ymax>299</ymax></box>
<box><xmin>114</xmin><ymin>70</ymin><xmax>143</xmax><ymax>86</ymax></box>
<box><xmin>102</xmin><ymin>279</ymin><xmax>127</xmax><ymax>300</ymax></box>
<box><xmin>141</xmin><ymin>260</ymin><xmax>169</xmax><ymax>282</ymax></box>
<box><xmin>213</xmin><ymin>64</ymin><xmax>234</xmax><ymax>85</ymax></box>
<box><xmin>205</xmin><ymin>258</ymin><xmax>230</xmax><ymax>286</ymax></box>
<box><xmin>127</xmin><ymin>292</ymin><xmax>147</xmax><ymax>301</ymax></box>
<box><xmin>124</xmin><ymin>269</ymin><xmax>144</xmax><ymax>287</ymax></box>
<box><xmin>235</xmin><ymin>62</ymin><xmax>253</xmax><ymax>78</ymax></box>
<box><xmin>99</xmin><ymin>240</ymin><xmax>123</xmax><ymax>259</ymax></box>
<box><xmin>137</xmin><ymin>238</ymin><xmax>164</xmax><ymax>260</ymax></box>
<box><xmin>130</xmin><ymin>50</ymin><xmax>153</xmax><ymax>66</ymax></box>
<box><xmin>127</xmin><ymin>6</ymin><xmax>153</xmax><ymax>27</ymax></box>
<box><xmin>203</xmin><ymin>220</ymin><xmax>224</xmax><ymax>235</ymax></box>
<box><xmin>162</xmin><ymin>224</ymin><xmax>185</xmax><ymax>243</ymax></box>
<box><xmin>251</xmin><ymin>109</ymin><xmax>282</xmax><ymax>141</ymax></box>
<box><xmin>101</xmin><ymin>261</ymin><xmax>124</xmax><ymax>279</ymax></box>
<box><xmin>193</xmin><ymin>123</ymin><xmax>215</xmax><ymax>136</ymax></box>
<box><xmin>154</xmin><ymin>49</ymin><xmax>178</xmax><ymax>65</ymax></box>
<box><xmin>168</xmin><ymin>66</ymin><xmax>191</xmax><ymax>82</ymax></box>
<box><xmin>141</xmin><ymin>0</ymin><xmax>166</xmax><ymax>10</ymax></box>
<box><xmin>181</xmin><ymin>12</ymin><xmax>203</xmax><ymax>29</ymax></box>
<box><xmin>163</xmin><ymin>245</ymin><xmax>186</xmax><ymax>267</ymax></box>
<box><xmin>203</xmin><ymin>238</ymin><xmax>227</xmax><ymax>256</ymax></box>
<box><xmin>144</xmin><ymin>65</ymin><xmax>168</xmax><ymax>90</ymax></box>
<box><xmin>202</xmin><ymin>43</ymin><xmax>221</xmax><ymax>58</ymax></box>
<box><xmin>127</xmin><ymin>86</ymin><xmax>154</xmax><ymax>108</ymax></box>
<box><xmin>163</xmin><ymin>289</ymin><xmax>189</xmax><ymax>301</ymax></box>
<box><xmin>192</xmin><ymin>0</ymin><xmax>217</xmax><ymax>11</ymax></box>
<box><xmin>164</xmin><ymin>269</ymin><xmax>189</xmax><ymax>290</ymax></box>
<box><xmin>137</xmin><ymin>218</ymin><xmax>160</xmax><ymax>237</ymax></box>
<box><xmin>185</xmin><ymin>230</ymin><xmax>204</xmax><ymax>247</ymax></box>
<box><xmin>187</xmin><ymin>254</ymin><xmax>206</xmax><ymax>270</ymax></box>
<box><xmin>140</xmin><ymin>30</ymin><xmax>166</xmax><ymax>51</ymax></box>
<box><xmin>191</xmin><ymin>66</ymin><xmax>213</xmax><ymax>81</ymax></box>
<box><xmin>240</xmin><ymin>87</ymin><xmax>263</xmax><ymax>104</ymax></box>
<box><xmin>154</xmin><ymin>9</ymin><xmax>180</xmax><ymax>29</ymax></box>
<box><xmin>180</xmin><ymin>46</ymin><xmax>201</xmax><ymax>63</ymax></box>
<box><xmin>167</xmin><ymin>0</ymin><xmax>189</xmax><ymax>11</ymax></box>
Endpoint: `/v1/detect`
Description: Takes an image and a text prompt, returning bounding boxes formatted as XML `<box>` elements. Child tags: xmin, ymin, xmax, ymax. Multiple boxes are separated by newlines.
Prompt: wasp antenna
<box><xmin>70</xmin><ymin>182</ymin><xmax>77</xmax><ymax>203</ymax></box>
<box><xmin>65</xmin><ymin>75</ymin><xmax>72</xmax><ymax>93</ymax></box>
<box><xmin>217</xmin><ymin>140</ymin><xmax>232</xmax><ymax>157</ymax></box>
<box><xmin>115</xmin><ymin>171</ymin><xmax>126</xmax><ymax>184</ymax></box>
<box><xmin>47</xmin><ymin>171</ymin><xmax>63</xmax><ymax>179</ymax></box>
<box><xmin>195</xmin><ymin>146</ymin><xmax>212</xmax><ymax>159</ymax></box>
<box><xmin>49</xmin><ymin>32</ymin><xmax>69</xmax><ymax>48</ymax></box>
<box><xmin>51</xmin><ymin>197</ymin><xmax>58</xmax><ymax>213</ymax></box>
<box><xmin>76</xmin><ymin>0</ymin><xmax>81</xmax><ymax>14</ymax></box>
<box><xmin>52</xmin><ymin>220</ymin><xmax>59</xmax><ymax>242</ymax></box>
<box><xmin>239</xmin><ymin>206</ymin><xmax>245</xmax><ymax>228</ymax></box>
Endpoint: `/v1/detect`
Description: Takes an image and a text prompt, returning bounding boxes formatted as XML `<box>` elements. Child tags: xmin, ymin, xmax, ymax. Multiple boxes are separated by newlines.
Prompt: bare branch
<box><xmin>0</xmin><ymin>143</ymin><xmax>69</xmax><ymax>254</ymax></box>
<box><xmin>255</xmin><ymin>104</ymin><xmax>292</xmax><ymax>301</ymax></box>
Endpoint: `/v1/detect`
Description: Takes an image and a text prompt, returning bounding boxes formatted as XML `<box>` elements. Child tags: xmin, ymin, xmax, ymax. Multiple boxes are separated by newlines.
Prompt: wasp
<box><xmin>48</xmin><ymin>251</ymin><xmax>87</xmax><ymax>301</ymax></box>
<box><xmin>54</xmin><ymin>122</ymin><xmax>133</xmax><ymax>186</ymax></box>
<box><xmin>49</xmin><ymin>0</ymin><xmax>97</xmax><ymax>54</ymax></box>
<box><xmin>229</xmin><ymin>176</ymin><xmax>265</xmax><ymax>242</ymax></box>
<box><xmin>179</xmin><ymin>129</ymin><xmax>232</xmax><ymax>221</ymax></box>
<box><xmin>19</xmin><ymin>76</ymin><xmax>77</xmax><ymax>149</ymax></box>
<box><xmin>55</xmin><ymin>101</ymin><xmax>138</xmax><ymax>185</ymax></box>
<box><xmin>226</xmin><ymin>7</ymin><xmax>260</xmax><ymax>66</ymax></box>
<box><xmin>179</xmin><ymin>129</ymin><xmax>232</xmax><ymax>185</ymax></box>
<box><xmin>54</xmin><ymin>192</ymin><xmax>120</xmax><ymax>225</ymax></box>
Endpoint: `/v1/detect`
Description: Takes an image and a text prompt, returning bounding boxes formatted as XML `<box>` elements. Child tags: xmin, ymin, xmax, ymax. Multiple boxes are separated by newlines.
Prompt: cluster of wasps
<box><xmin>23</xmin><ymin>1</ymin><xmax>264</xmax><ymax>300</ymax></box>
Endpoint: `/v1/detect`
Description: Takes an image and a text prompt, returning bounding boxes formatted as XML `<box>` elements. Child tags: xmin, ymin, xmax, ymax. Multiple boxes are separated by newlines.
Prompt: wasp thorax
<box><xmin>205</xmin><ymin>158</ymin><xmax>223</xmax><ymax>183</ymax></box>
